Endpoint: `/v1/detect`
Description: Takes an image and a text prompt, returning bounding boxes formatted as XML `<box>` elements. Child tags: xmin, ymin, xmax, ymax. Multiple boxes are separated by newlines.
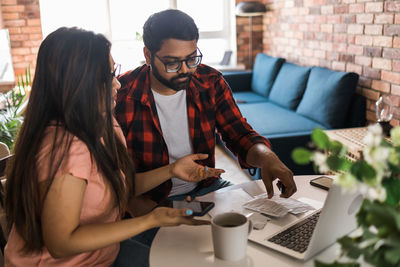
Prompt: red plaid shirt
<box><xmin>115</xmin><ymin>64</ymin><xmax>270</xmax><ymax>202</ymax></box>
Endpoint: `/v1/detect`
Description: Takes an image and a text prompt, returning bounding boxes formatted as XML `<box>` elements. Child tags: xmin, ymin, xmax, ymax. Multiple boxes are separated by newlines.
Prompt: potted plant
<box><xmin>292</xmin><ymin>125</ymin><xmax>400</xmax><ymax>267</ymax></box>
<box><xmin>0</xmin><ymin>68</ymin><xmax>31</xmax><ymax>150</ymax></box>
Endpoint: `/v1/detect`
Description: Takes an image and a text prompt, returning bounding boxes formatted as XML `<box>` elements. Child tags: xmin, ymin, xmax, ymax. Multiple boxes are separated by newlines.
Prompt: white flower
<box><xmin>312</xmin><ymin>152</ymin><xmax>330</xmax><ymax>173</ymax></box>
<box><xmin>366</xmin><ymin>187</ymin><xmax>387</xmax><ymax>202</ymax></box>
<box><xmin>363</xmin><ymin>124</ymin><xmax>383</xmax><ymax>147</ymax></box>
<box><xmin>337</xmin><ymin>172</ymin><xmax>357</xmax><ymax>188</ymax></box>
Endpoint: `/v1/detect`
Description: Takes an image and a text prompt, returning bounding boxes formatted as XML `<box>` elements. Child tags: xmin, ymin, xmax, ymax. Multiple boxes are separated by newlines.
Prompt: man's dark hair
<box><xmin>143</xmin><ymin>9</ymin><xmax>199</xmax><ymax>54</ymax></box>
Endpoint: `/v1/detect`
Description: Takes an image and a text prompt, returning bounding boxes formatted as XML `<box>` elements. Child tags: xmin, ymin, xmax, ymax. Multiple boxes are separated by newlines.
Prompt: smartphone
<box><xmin>310</xmin><ymin>176</ymin><xmax>333</xmax><ymax>191</ymax></box>
<box><xmin>172</xmin><ymin>200</ymin><xmax>215</xmax><ymax>216</ymax></box>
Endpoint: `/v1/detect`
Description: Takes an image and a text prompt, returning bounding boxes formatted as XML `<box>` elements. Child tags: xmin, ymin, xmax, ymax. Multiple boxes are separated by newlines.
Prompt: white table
<box><xmin>149</xmin><ymin>175</ymin><xmax>352</xmax><ymax>267</ymax></box>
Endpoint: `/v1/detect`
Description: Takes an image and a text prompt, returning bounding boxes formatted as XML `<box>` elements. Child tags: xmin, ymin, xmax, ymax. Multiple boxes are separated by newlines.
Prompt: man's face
<box><xmin>146</xmin><ymin>39</ymin><xmax>199</xmax><ymax>91</ymax></box>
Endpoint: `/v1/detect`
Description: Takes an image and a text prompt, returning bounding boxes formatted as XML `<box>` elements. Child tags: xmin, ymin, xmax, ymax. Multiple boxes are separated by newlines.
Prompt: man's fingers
<box><xmin>263</xmin><ymin>177</ymin><xmax>274</xmax><ymax>198</ymax></box>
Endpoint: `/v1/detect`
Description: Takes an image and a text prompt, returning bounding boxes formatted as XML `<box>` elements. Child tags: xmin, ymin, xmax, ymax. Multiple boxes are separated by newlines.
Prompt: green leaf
<box><xmin>382</xmin><ymin>178</ymin><xmax>400</xmax><ymax>206</ymax></box>
<box><xmin>291</xmin><ymin>148</ymin><xmax>312</xmax><ymax>165</ymax></box>
<box><xmin>315</xmin><ymin>260</ymin><xmax>359</xmax><ymax>267</ymax></box>
<box><xmin>328</xmin><ymin>140</ymin><xmax>346</xmax><ymax>156</ymax></box>
<box><xmin>312</xmin><ymin>128</ymin><xmax>330</xmax><ymax>150</ymax></box>
<box><xmin>350</xmin><ymin>161</ymin><xmax>376</xmax><ymax>182</ymax></box>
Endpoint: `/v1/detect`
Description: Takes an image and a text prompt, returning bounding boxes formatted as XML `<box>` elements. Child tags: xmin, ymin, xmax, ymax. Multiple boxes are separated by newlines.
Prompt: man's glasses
<box><xmin>154</xmin><ymin>49</ymin><xmax>203</xmax><ymax>73</ymax></box>
<box><xmin>112</xmin><ymin>63</ymin><xmax>121</xmax><ymax>77</ymax></box>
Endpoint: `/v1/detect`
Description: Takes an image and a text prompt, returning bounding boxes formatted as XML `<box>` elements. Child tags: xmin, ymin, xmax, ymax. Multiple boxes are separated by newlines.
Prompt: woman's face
<box><xmin>110</xmin><ymin>54</ymin><xmax>121</xmax><ymax>108</ymax></box>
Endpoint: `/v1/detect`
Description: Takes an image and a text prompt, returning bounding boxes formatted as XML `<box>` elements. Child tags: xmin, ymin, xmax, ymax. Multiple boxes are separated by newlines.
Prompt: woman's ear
<box><xmin>143</xmin><ymin>47</ymin><xmax>151</xmax><ymax>66</ymax></box>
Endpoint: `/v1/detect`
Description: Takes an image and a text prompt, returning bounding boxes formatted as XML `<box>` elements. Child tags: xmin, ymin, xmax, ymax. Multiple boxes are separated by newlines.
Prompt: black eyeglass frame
<box><xmin>154</xmin><ymin>48</ymin><xmax>203</xmax><ymax>73</ymax></box>
<box><xmin>112</xmin><ymin>63</ymin><xmax>121</xmax><ymax>77</ymax></box>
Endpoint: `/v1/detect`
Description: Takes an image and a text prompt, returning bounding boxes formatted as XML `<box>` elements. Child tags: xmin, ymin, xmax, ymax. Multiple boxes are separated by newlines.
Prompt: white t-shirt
<box><xmin>152</xmin><ymin>89</ymin><xmax>197</xmax><ymax>196</ymax></box>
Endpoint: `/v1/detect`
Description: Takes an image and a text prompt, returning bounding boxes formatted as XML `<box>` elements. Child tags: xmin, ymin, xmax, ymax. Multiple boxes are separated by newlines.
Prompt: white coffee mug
<box><xmin>211</xmin><ymin>212</ymin><xmax>252</xmax><ymax>261</ymax></box>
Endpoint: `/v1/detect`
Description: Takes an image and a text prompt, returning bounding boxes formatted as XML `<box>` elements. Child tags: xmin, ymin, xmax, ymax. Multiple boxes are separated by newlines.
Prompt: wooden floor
<box><xmin>214</xmin><ymin>145</ymin><xmax>253</xmax><ymax>185</ymax></box>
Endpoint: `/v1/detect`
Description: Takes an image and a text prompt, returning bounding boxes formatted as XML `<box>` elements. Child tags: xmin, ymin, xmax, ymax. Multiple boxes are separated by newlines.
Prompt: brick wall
<box><xmin>236</xmin><ymin>0</ymin><xmax>400</xmax><ymax>125</ymax></box>
<box><xmin>1</xmin><ymin>0</ymin><xmax>42</xmax><ymax>90</ymax></box>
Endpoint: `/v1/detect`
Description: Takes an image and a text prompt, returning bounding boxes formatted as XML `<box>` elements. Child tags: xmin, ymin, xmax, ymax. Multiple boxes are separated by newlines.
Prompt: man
<box><xmin>115</xmin><ymin>9</ymin><xmax>296</xmax><ymax>205</ymax></box>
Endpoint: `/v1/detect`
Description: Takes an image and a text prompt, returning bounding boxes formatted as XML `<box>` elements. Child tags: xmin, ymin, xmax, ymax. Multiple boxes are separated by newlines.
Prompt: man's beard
<box><xmin>151</xmin><ymin>61</ymin><xmax>193</xmax><ymax>91</ymax></box>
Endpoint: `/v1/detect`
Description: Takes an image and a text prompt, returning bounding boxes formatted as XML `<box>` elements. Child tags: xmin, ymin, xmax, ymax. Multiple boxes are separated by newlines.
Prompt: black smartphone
<box><xmin>310</xmin><ymin>176</ymin><xmax>333</xmax><ymax>190</ymax></box>
<box><xmin>172</xmin><ymin>200</ymin><xmax>215</xmax><ymax>216</ymax></box>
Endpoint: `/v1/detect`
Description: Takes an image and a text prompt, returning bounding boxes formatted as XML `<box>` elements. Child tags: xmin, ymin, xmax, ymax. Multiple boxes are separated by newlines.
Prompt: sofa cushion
<box><xmin>251</xmin><ymin>54</ymin><xmax>285</xmax><ymax>97</ymax></box>
<box><xmin>233</xmin><ymin>91</ymin><xmax>268</xmax><ymax>104</ymax></box>
<box><xmin>238</xmin><ymin>102</ymin><xmax>325</xmax><ymax>136</ymax></box>
<box><xmin>268</xmin><ymin>63</ymin><xmax>311</xmax><ymax>110</ymax></box>
<box><xmin>296</xmin><ymin>67</ymin><xmax>359</xmax><ymax>129</ymax></box>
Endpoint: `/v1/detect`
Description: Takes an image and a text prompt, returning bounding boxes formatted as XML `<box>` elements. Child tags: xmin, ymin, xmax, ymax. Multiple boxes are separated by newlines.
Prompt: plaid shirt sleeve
<box><xmin>211</xmin><ymin>70</ymin><xmax>271</xmax><ymax>170</ymax></box>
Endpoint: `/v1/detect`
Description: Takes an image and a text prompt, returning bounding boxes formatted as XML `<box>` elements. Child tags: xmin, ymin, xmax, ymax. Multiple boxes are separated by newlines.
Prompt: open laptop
<box><xmin>247</xmin><ymin>183</ymin><xmax>364</xmax><ymax>261</ymax></box>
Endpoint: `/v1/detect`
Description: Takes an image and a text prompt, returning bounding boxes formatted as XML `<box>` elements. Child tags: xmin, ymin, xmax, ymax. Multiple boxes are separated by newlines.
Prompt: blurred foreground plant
<box><xmin>292</xmin><ymin>125</ymin><xmax>400</xmax><ymax>267</ymax></box>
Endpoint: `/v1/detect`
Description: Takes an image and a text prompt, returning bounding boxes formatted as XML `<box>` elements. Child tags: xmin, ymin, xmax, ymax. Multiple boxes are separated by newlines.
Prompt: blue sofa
<box><xmin>222</xmin><ymin>53</ymin><xmax>366</xmax><ymax>175</ymax></box>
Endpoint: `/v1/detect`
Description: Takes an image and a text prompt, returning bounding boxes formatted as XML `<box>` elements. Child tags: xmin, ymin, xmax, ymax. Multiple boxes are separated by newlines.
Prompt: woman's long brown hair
<box><xmin>5</xmin><ymin>27</ymin><xmax>135</xmax><ymax>252</ymax></box>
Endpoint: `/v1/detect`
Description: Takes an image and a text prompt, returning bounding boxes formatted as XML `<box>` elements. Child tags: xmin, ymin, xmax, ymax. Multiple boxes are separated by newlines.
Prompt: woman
<box><xmin>4</xmin><ymin>27</ymin><xmax>217</xmax><ymax>266</ymax></box>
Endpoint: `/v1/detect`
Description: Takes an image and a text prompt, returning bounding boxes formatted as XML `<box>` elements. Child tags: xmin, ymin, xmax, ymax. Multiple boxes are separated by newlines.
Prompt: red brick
<box><xmin>27</xmin><ymin>19</ymin><xmax>41</xmax><ymax>26</ymax></box>
<box><xmin>357</xmin><ymin>14</ymin><xmax>374</xmax><ymax>24</ymax></box>
<box><xmin>348</xmin><ymin>34</ymin><xmax>355</xmax><ymax>44</ymax></box>
<box><xmin>333</xmin><ymin>42</ymin><xmax>347</xmax><ymax>52</ymax></box>
<box><xmin>372</xmin><ymin>80</ymin><xmax>391</xmax><ymax>93</ymax></box>
<box><xmin>320</xmin><ymin>41</ymin><xmax>333</xmax><ymax>51</ymax></box>
<box><xmin>334</xmin><ymin>24</ymin><xmax>347</xmax><ymax>33</ymax></box>
<box><xmin>365</xmin><ymin>46</ymin><xmax>382</xmax><ymax>57</ymax></box>
<box><xmin>327</xmin><ymin>51</ymin><xmax>339</xmax><ymax>60</ymax></box>
<box><xmin>332</xmin><ymin>61</ymin><xmax>346</xmax><ymax>71</ymax></box>
<box><xmin>9</xmin><ymin>34</ymin><xmax>29</xmax><ymax>41</ymax></box>
<box><xmin>343</xmin><ymin>14</ymin><xmax>356</xmax><ymax>23</ymax></box>
<box><xmin>11</xmin><ymin>47</ymin><xmax>31</xmax><ymax>55</ymax></box>
<box><xmin>375</xmin><ymin>14</ymin><xmax>394</xmax><ymax>24</ymax></box>
<box><xmin>373</xmin><ymin>36</ymin><xmax>393</xmax><ymax>47</ymax></box>
<box><xmin>314</xmin><ymin>50</ymin><xmax>326</xmax><ymax>58</ymax></box>
<box><xmin>334</xmin><ymin>33</ymin><xmax>347</xmax><ymax>42</ymax></box>
<box><xmin>393</xmin><ymin>60</ymin><xmax>400</xmax><ymax>72</ymax></box>
<box><xmin>340</xmin><ymin>54</ymin><xmax>355</xmax><ymax>63</ymax></box>
<box><xmin>392</xmin><ymin>84</ymin><xmax>400</xmax><ymax>96</ymax></box>
<box><xmin>334</xmin><ymin>5</ymin><xmax>349</xmax><ymax>13</ymax></box>
<box><xmin>321</xmin><ymin>6</ymin><xmax>334</xmax><ymax>14</ymax></box>
<box><xmin>382</xmin><ymin>71</ymin><xmax>400</xmax><ymax>84</ymax></box>
<box><xmin>348</xmin><ymin>24</ymin><xmax>364</xmax><ymax>34</ymax></box>
<box><xmin>356</xmin><ymin>35</ymin><xmax>373</xmax><ymax>46</ymax></box>
<box><xmin>372</xmin><ymin>57</ymin><xmax>392</xmax><ymax>70</ymax></box>
<box><xmin>327</xmin><ymin>15</ymin><xmax>341</xmax><ymax>24</ymax></box>
<box><xmin>346</xmin><ymin>63</ymin><xmax>362</xmax><ymax>74</ymax></box>
<box><xmin>22</xmin><ymin>40</ymin><xmax>42</xmax><ymax>47</ymax></box>
<box><xmin>363</xmin><ymin>67</ymin><xmax>381</xmax><ymax>79</ymax></box>
<box><xmin>4</xmin><ymin>19</ymin><xmax>26</xmax><ymax>27</ymax></box>
<box><xmin>1</xmin><ymin>5</ymin><xmax>24</xmax><ymax>12</ymax></box>
<box><xmin>355</xmin><ymin>56</ymin><xmax>372</xmax><ymax>66</ymax></box>
<box><xmin>2</xmin><ymin>0</ymin><xmax>18</xmax><ymax>4</ymax></box>
<box><xmin>347</xmin><ymin>44</ymin><xmax>364</xmax><ymax>55</ymax></box>
<box><xmin>2</xmin><ymin>12</ymin><xmax>19</xmax><ymax>20</ymax></box>
<box><xmin>384</xmin><ymin>25</ymin><xmax>400</xmax><ymax>36</ymax></box>
<box><xmin>349</xmin><ymin>3</ymin><xmax>364</xmax><ymax>13</ymax></box>
<box><xmin>7</xmin><ymin>27</ymin><xmax>22</xmax><ymax>34</ymax></box>
<box><xmin>10</xmin><ymin>41</ymin><xmax>22</xmax><ymax>47</ymax></box>
<box><xmin>363</xmin><ymin>88</ymin><xmax>380</xmax><ymax>101</ymax></box>
<box><xmin>383</xmin><ymin>48</ymin><xmax>400</xmax><ymax>60</ymax></box>
<box><xmin>385</xmin><ymin>1</ymin><xmax>400</xmax><ymax>12</ymax></box>
<box><xmin>21</xmin><ymin>26</ymin><xmax>42</xmax><ymax>34</ymax></box>
<box><xmin>396</xmin><ymin>14</ymin><xmax>400</xmax><ymax>24</ymax></box>
<box><xmin>365</xmin><ymin>2</ymin><xmax>383</xmax><ymax>13</ymax></box>
<box><xmin>28</xmin><ymin>33</ymin><xmax>42</xmax><ymax>40</ymax></box>
<box><xmin>365</xmin><ymin>25</ymin><xmax>383</xmax><ymax>35</ymax></box>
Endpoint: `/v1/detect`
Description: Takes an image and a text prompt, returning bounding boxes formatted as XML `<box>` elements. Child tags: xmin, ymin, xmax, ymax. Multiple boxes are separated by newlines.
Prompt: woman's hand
<box><xmin>149</xmin><ymin>207</ymin><xmax>210</xmax><ymax>228</ymax></box>
<box><xmin>170</xmin><ymin>154</ymin><xmax>225</xmax><ymax>182</ymax></box>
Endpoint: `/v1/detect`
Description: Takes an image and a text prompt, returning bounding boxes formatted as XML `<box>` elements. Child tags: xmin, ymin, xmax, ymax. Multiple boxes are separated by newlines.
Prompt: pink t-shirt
<box><xmin>5</xmin><ymin>121</ymin><xmax>126</xmax><ymax>267</ymax></box>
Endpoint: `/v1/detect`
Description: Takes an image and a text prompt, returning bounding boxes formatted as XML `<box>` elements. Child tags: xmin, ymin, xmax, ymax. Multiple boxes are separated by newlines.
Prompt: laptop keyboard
<box><xmin>267</xmin><ymin>211</ymin><xmax>321</xmax><ymax>253</ymax></box>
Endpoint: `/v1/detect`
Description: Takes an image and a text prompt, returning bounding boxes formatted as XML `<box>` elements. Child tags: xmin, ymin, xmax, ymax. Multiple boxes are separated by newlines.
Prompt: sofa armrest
<box><xmin>222</xmin><ymin>71</ymin><xmax>252</xmax><ymax>92</ymax></box>
<box><xmin>346</xmin><ymin>93</ymin><xmax>366</xmax><ymax>128</ymax></box>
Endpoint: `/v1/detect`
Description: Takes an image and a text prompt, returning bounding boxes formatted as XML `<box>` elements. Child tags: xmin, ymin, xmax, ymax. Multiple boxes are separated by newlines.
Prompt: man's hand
<box><xmin>246</xmin><ymin>144</ymin><xmax>296</xmax><ymax>198</ymax></box>
<box><xmin>259</xmin><ymin>152</ymin><xmax>296</xmax><ymax>198</ymax></box>
<box><xmin>170</xmin><ymin>154</ymin><xmax>225</xmax><ymax>182</ymax></box>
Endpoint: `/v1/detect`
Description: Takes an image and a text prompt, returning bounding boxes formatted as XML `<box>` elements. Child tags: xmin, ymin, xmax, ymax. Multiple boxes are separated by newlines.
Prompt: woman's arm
<box><xmin>41</xmin><ymin>173</ymin><xmax>207</xmax><ymax>258</ymax></box>
<box><xmin>134</xmin><ymin>153</ymin><xmax>225</xmax><ymax>195</ymax></box>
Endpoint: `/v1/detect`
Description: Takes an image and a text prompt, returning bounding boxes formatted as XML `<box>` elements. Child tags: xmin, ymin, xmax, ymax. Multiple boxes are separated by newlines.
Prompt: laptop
<box><xmin>247</xmin><ymin>183</ymin><xmax>364</xmax><ymax>261</ymax></box>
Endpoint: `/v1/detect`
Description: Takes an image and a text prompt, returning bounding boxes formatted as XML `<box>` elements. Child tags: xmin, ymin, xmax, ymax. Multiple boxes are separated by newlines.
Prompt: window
<box><xmin>39</xmin><ymin>0</ymin><xmax>236</xmax><ymax>73</ymax></box>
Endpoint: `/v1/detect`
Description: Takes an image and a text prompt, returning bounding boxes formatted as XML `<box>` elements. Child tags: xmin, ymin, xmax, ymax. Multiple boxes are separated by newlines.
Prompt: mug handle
<box><xmin>248</xmin><ymin>219</ymin><xmax>253</xmax><ymax>235</ymax></box>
